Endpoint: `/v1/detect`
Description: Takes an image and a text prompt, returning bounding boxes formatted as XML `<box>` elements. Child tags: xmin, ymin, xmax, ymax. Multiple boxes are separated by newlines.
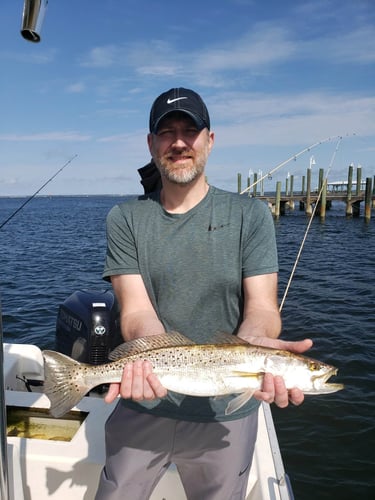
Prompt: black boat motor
<box><xmin>55</xmin><ymin>290</ymin><xmax>122</xmax><ymax>365</ymax></box>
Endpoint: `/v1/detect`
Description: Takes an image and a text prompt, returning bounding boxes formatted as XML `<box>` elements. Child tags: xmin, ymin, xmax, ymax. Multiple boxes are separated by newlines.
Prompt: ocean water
<box><xmin>0</xmin><ymin>195</ymin><xmax>374</xmax><ymax>500</ymax></box>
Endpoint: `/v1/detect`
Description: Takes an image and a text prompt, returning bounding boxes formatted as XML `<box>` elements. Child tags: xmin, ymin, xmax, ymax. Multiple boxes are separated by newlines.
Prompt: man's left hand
<box><xmin>241</xmin><ymin>336</ymin><xmax>313</xmax><ymax>407</ymax></box>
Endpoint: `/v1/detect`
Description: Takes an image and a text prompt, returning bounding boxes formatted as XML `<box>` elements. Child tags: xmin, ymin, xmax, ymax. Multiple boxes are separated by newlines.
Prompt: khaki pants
<box><xmin>95</xmin><ymin>404</ymin><xmax>259</xmax><ymax>500</ymax></box>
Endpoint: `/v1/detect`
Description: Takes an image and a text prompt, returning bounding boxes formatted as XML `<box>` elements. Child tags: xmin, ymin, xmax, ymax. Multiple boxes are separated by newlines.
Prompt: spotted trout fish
<box><xmin>43</xmin><ymin>331</ymin><xmax>343</xmax><ymax>418</ymax></box>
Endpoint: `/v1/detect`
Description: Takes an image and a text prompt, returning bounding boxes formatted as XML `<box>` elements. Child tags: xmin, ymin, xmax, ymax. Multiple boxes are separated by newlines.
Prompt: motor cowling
<box><xmin>55</xmin><ymin>290</ymin><xmax>122</xmax><ymax>365</ymax></box>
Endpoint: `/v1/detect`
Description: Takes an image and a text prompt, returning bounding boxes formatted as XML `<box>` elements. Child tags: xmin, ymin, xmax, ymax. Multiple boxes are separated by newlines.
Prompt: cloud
<box><xmin>298</xmin><ymin>26</ymin><xmax>375</xmax><ymax>64</ymax></box>
<box><xmin>210</xmin><ymin>91</ymin><xmax>375</xmax><ymax>147</ymax></box>
<box><xmin>328</xmin><ymin>26</ymin><xmax>375</xmax><ymax>63</ymax></box>
<box><xmin>66</xmin><ymin>82</ymin><xmax>86</xmax><ymax>93</ymax></box>
<box><xmin>0</xmin><ymin>177</ymin><xmax>20</xmax><ymax>185</ymax></box>
<box><xmin>195</xmin><ymin>26</ymin><xmax>296</xmax><ymax>73</ymax></box>
<box><xmin>80</xmin><ymin>45</ymin><xmax>120</xmax><ymax>68</ymax></box>
<box><xmin>82</xmin><ymin>26</ymin><xmax>295</xmax><ymax>77</ymax></box>
<box><xmin>0</xmin><ymin>49</ymin><xmax>57</xmax><ymax>64</ymax></box>
<box><xmin>77</xmin><ymin>16</ymin><xmax>374</xmax><ymax>95</ymax></box>
<box><xmin>98</xmin><ymin>132</ymin><xmax>140</xmax><ymax>143</ymax></box>
<box><xmin>0</xmin><ymin>132</ymin><xmax>92</xmax><ymax>142</ymax></box>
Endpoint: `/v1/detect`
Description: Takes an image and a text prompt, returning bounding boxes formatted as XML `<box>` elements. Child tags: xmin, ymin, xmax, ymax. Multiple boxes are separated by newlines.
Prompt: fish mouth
<box><xmin>311</xmin><ymin>368</ymin><xmax>344</xmax><ymax>394</ymax></box>
<box><xmin>322</xmin><ymin>383</ymin><xmax>344</xmax><ymax>392</ymax></box>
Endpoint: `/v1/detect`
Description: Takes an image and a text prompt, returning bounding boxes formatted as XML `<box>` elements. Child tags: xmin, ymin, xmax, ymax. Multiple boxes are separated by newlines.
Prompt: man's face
<box><xmin>148</xmin><ymin>113</ymin><xmax>214</xmax><ymax>185</ymax></box>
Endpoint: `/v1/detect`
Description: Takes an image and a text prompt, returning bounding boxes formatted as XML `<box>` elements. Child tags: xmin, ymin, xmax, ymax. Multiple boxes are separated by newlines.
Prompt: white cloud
<box><xmin>0</xmin><ymin>49</ymin><xmax>57</xmax><ymax>64</ymax></box>
<box><xmin>328</xmin><ymin>26</ymin><xmax>375</xmax><ymax>63</ymax></box>
<box><xmin>196</xmin><ymin>26</ymin><xmax>296</xmax><ymax>72</ymax></box>
<box><xmin>80</xmin><ymin>45</ymin><xmax>120</xmax><ymax>68</ymax></box>
<box><xmin>0</xmin><ymin>132</ymin><xmax>92</xmax><ymax>142</ymax></box>
<box><xmin>210</xmin><ymin>91</ymin><xmax>375</xmax><ymax>147</ymax></box>
<box><xmin>297</xmin><ymin>25</ymin><xmax>375</xmax><ymax>64</ymax></box>
<box><xmin>77</xmin><ymin>16</ymin><xmax>374</xmax><ymax>95</ymax></box>
<box><xmin>66</xmin><ymin>82</ymin><xmax>86</xmax><ymax>93</ymax></box>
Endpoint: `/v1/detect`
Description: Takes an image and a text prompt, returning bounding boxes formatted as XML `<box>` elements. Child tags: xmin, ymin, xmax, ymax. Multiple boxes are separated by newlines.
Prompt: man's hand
<box><xmin>104</xmin><ymin>360</ymin><xmax>167</xmax><ymax>404</ymax></box>
<box><xmin>243</xmin><ymin>336</ymin><xmax>313</xmax><ymax>407</ymax></box>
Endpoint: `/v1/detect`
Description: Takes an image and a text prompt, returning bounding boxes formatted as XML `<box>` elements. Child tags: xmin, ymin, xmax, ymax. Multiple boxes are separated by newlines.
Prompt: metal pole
<box><xmin>0</xmin><ymin>297</ymin><xmax>10</xmax><ymax>500</ymax></box>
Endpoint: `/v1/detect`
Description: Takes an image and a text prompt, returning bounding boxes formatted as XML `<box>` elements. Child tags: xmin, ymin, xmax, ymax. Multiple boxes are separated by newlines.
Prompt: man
<box><xmin>95</xmin><ymin>88</ymin><xmax>312</xmax><ymax>500</ymax></box>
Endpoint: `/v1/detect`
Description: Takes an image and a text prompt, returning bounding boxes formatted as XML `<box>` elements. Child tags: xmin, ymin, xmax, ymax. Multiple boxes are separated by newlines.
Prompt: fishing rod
<box><xmin>0</xmin><ymin>154</ymin><xmax>78</xmax><ymax>231</ymax></box>
<box><xmin>240</xmin><ymin>135</ymin><xmax>345</xmax><ymax>196</ymax></box>
<box><xmin>279</xmin><ymin>136</ymin><xmax>343</xmax><ymax>311</ymax></box>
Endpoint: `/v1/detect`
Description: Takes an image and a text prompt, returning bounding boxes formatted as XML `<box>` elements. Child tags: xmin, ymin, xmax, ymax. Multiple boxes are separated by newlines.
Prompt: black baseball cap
<box><xmin>149</xmin><ymin>88</ymin><xmax>210</xmax><ymax>133</ymax></box>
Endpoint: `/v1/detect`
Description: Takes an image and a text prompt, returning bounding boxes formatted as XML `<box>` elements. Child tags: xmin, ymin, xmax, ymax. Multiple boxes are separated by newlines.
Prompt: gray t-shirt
<box><xmin>103</xmin><ymin>186</ymin><xmax>278</xmax><ymax>421</ymax></box>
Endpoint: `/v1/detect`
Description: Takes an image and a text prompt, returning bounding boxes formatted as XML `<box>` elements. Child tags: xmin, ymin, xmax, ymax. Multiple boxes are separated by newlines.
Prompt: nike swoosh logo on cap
<box><xmin>167</xmin><ymin>97</ymin><xmax>188</xmax><ymax>104</ymax></box>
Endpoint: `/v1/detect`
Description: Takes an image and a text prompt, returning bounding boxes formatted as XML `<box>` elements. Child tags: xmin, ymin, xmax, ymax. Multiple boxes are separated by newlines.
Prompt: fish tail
<box><xmin>43</xmin><ymin>350</ymin><xmax>93</xmax><ymax>418</ymax></box>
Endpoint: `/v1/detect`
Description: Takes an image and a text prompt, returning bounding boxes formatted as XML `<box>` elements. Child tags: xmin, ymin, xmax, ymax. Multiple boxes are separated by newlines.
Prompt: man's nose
<box><xmin>171</xmin><ymin>133</ymin><xmax>188</xmax><ymax>147</ymax></box>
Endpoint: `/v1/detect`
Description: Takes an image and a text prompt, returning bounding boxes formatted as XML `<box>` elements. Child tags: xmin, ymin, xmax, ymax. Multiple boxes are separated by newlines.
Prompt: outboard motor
<box><xmin>21</xmin><ymin>0</ymin><xmax>48</xmax><ymax>42</ymax></box>
<box><xmin>55</xmin><ymin>290</ymin><xmax>122</xmax><ymax>365</ymax></box>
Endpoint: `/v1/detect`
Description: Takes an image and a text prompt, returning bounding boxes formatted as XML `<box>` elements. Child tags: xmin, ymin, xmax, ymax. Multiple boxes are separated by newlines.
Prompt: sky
<box><xmin>1</xmin><ymin>0</ymin><xmax>374</xmax><ymax>196</ymax></box>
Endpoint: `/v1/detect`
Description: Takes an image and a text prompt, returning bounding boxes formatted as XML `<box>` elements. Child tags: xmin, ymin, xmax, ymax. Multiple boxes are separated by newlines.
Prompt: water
<box><xmin>273</xmin><ymin>209</ymin><xmax>375</xmax><ymax>500</ymax></box>
<box><xmin>0</xmin><ymin>195</ymin><xmax>374</xmax><ymax>500</ymax></box>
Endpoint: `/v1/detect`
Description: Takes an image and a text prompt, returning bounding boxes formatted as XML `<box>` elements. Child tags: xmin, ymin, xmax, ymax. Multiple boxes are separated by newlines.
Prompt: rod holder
<box><xmin>21</xmin><ymin>0</ymin><xmax>48</xmax><ymax>43</ymax></box>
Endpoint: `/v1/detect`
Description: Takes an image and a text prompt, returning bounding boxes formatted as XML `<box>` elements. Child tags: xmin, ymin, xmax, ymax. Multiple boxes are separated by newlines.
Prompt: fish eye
<box><xmin>309</xmin><ymin>361</ymin><xmax>320</xmax><ymax>371</ymax></box>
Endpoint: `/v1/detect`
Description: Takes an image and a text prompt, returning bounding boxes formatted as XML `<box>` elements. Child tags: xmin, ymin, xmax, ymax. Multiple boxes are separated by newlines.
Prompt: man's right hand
<box><xmin>104</xmin><ymin>360</ymin><xmax>168</xmax><ymax>404</ymax></box>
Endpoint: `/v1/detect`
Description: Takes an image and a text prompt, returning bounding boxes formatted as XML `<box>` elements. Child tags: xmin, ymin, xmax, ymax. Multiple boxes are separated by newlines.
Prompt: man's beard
<box><xmin>155</xmin><ymin>147</ymin><xmax>209</xmax><ymax>185</ymax></box>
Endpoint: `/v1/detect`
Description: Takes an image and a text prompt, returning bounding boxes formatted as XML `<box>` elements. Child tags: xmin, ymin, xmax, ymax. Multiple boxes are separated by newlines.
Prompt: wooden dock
<box><xmin>238</xmin><ymin>165</ymin><xmax>374</xmax><ymax>221</ymax></box>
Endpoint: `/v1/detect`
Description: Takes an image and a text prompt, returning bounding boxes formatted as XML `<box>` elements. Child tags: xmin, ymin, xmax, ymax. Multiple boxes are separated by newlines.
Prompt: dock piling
<box><xmin>365</xmin><ymin>177</ymin><xmax>373</xmax><ymax>222</ymax></box>
<box><xmin>237</xmin><ymin>164</ymin><xmax>373</xmax><ymax>220</ymax></box>
<box><xmin>356</xmin><ymin>167</ymin><xmax>362</xmax><ymax>197</ymax></box>
<box><xmin>275</xmin><ymin>181</ymin><xmax>282</xmax><ymax>218</ymax></box>
<box><xmin>320</xmin><ymin>179</ymin><xmax>327</xmax><ymax>219</ymax></box>
<box><xmin>346</xmin><ymin>165</ymin><xmax>354</xmax><ymax>216</ymax></box>
<box><xmin>306</xmin><ymin>168</ymin><xmax>312</xmax><ymax>216</ymax></box>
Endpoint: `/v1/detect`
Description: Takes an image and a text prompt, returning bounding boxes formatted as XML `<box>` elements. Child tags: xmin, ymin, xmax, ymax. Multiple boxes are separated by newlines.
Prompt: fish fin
<box><xmin>200</xmin><ymin>331</ymin><xmax>249</xmax><ymax>346</ymax></box>
<box><xmin>225</xmin><ymin>389</ymin><xmax>256</xmax><ymax>415</ymax></box>
<box><xmin>212</xmin><ymin>395</ymin><xmax>227</xmax><ymax>402</ymax></box>
<box><xmin>108</xmin><ymin>331</ymin><xmax>194</xmax><ymax>360</ymax></box>
<box><xmin>109</xmin><ymin>331</ymin><xmax>247</xmax><ymax>360</ymax></box>
<box><xmin>43</xmin><ymin>350</ymin><xmax>92</xmax><ymax>418</ymax></box>
<box><xmin>166</xmin><ymin>390</ymin><xmax>185</xmax><ymax>407</ymax></box>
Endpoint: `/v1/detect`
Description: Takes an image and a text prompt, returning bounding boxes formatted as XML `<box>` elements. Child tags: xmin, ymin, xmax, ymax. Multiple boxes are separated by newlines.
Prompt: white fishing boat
<box><xmin>3</xmin><ymin>345</ymin><xmax>293</xmax><ymax>500</ymax></box>
<box><xmin>1</xmin><ymin>290</ymin><xmax>294</xmax><ymax>500</ymax></box>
